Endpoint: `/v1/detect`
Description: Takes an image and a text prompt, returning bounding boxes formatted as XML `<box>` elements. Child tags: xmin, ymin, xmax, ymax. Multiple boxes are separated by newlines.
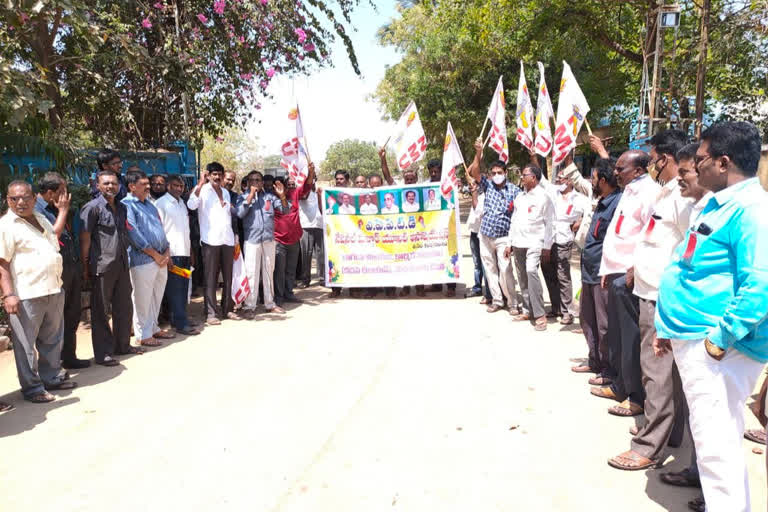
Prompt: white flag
<box><xmin>534</xmin><ymin>61</ymin><xmax>555</xmax><ymax>157</ymax></box>
<box><xmin>280</xmin><ymin>105</ymin><xmax>310</xmax><ymax>187</ymax></box>
<box><xmin>515</xmin><ymin>62</ymin><xmax>534</xmax><ymax>151</ymax></box>
<box><xmin>552</xmin><ymin>61</ymin><xmax>590</xmax><ymax>165</ymax></box>
<box><xmin>440</xmin><ymin>122</ymin><xmax>464</xmax><ymax>200</ymax></box>
<box><xmin>486</xmin><ymin>76</ymin><xmax>509</xmax><ymax>163</ymax></box>
<box><xmin>391</xmin><ymin>101</ymin><xmax>427</xmax><ymax>171</ymax></box>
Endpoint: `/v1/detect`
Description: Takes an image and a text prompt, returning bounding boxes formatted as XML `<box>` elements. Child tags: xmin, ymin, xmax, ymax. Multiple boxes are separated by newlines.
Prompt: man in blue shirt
<box><xmin>236</xmin><ymin>171</ymin><xmax>286</xmax><ymax>315</ymax></box>
<box><xmin>467</xmin><ymin>138</ymin><xmax>521</xmax><ymax>313</ymax></box>
<box><xmin>122</xmin><ymin>170</ymin><xmax>173</xmax><ymax>348</ymax></box>
<box><xmin>655</xmin><ymin>121</ymin><xmax>768</xmax><ymax>512</ymax></box>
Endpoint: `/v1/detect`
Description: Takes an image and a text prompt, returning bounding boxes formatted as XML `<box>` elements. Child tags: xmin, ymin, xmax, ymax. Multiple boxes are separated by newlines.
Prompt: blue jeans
<box><xmin>469</xmin><ymin>232</ymin><xmax>491</xmax><ymax>299</ymax></box>
<box><xmin>165</xmin><ymin>256</ymin><xmax>191</xmax><ymax>330</ymax></box>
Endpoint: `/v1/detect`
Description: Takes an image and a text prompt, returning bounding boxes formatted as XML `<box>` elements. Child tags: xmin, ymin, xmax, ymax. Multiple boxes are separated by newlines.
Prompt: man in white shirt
<box><xmin>402</xmin><ymin>190</ymin><xmax>420</xmax><ymax>213</ymax></box>
<box><xmin>149</xmin><ymin>174</ymin><xmax>167</xmax><ymax>204</ymax></box>
<box><xmin>590</xmin><ymin>150</ymin><xmax>660</xmax><ymax>418</ymax></box>
<box><xmin>338</xmin><ymin>193</ymin><xmax>356</xmax><ymax>215</ymax></box>
<box><xmin>298</xmin><ymin>175</ymin><xmax>323</xmax><ymax>288</ymax></box>
<box><xmin>0</xmin><ymin>181</ymin><xmax>76</xmax><ymax>404</ymax></box>
<box><xmin>606</xmin><ymin>130</ymin><xmax>694</xmax><ymax>471</ymax></box>
<box><xmin>381</xmin><ymin>193</ymin><xmax>399</xmax><ymax>214</ymax></box>
<box><xmin>541</xmin><ymin>170</ymin><xmax>589</xmax><ymax>324</ymax></box>
<box><xmin>506</xmin><ymin>164</ymin><xmax>554</xmax><ymax>331</ymax></box>
<box><xmin>156</xmin><ymin>175</ymin><xmax>200</xmax><ymax>335</ymax></box>
<box><xmin>186</xmin><ymin>162</ymin><xmax>242</xmax><ymax>325</ymax></box>
<box><xmin>359</xmin><ymin>193</ymin><xmax>379</xmax><ymax>215</ymax></box>
<box><xmin>424</xmin><ymin>188</ymin><xmax>441</xmax><ymax>211</ymax></box>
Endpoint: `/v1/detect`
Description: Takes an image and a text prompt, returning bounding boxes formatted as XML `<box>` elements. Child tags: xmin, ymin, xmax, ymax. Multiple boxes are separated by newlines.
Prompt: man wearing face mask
<box><xmin>590</xmin><ymin>150</ymin><xmax>660</xmax><ymax>419</ymax></box>
<box><xmin>607</xmin><ymin>129</ymin><xmax>696</xmax><ymax>471</ymax></box>
<box><xmin>80</xmin><ymin>170</ymin><xmax>143</xmax><ymax>365</ymax></box>
<box><xmin>467</xmin><ymin>138</ymin><xmax>520</xmax><ymax>314</ymax></box>
<box><xmin>149</xmin><ymin>174</ymin><xmax>167</xmax><ymax>204</ymax></box>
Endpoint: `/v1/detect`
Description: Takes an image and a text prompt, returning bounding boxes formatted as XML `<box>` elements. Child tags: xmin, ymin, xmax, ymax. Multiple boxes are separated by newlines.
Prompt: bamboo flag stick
<box><xmin>478</xmin><ymin>117</ymin><xmax>490</xmax><ymax>141</ymax></box>
<box><xmin>381</xmin><ymin>135</ymin><xmax>391</xmax><ymax>148</ymax></box>
<box><xmin>584</xmin><ymin>118</ymin><xmax>593</xmax><ymax>136</ymax></box>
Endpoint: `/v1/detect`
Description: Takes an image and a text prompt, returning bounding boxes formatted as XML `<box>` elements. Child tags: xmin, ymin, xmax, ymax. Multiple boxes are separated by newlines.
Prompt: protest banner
<box><xmin>552</xmin><ymin>61</ymin><xmax>591</xmax><ymax>165</ymax></box>
<box><xmin>439</xmin><ymin>121</ymin><xmax>464</xmax><ymax>199</ymax></box>
<box><xmin>231</xmin><ymin>244</ymin><xmax>250</xmax><ymax>305</ymax></box>
<box><xmin>515</xmin><ymin>62</ymin><xmax>534</xmax><ymax>151</ymax></box>
<box><xmin>485</xmin><ymin>76</ymin><xmax>509</xmax><ymax>163</ymax></box>
<box><xmin>534</xmin><ymin>61</ymin><xmax>554</xmax><ymax>157</ymax></box>
<box><xmin>280</xmin><ymin>105</ymin><xmax>310</xmax><ymax>187</ymax></box>
<box><xmin>391</xmin><ymin>101</ymin><xmax>428</xmax><ymax>171</ymax></box>
<box><xmin>322</xmin><ymin>183</ymin><xmax>461</xmax><ymax>287</ymax></box>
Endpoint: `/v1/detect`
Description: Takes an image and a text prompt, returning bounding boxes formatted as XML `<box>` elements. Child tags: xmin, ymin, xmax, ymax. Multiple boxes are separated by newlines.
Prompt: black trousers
<box><xmin>61</xmin><ymin>263</ymin><xmax>82</xmax><ymax>362</ymax></box>
<box><xmin>202</xmin><ymin>243</ymin><xmax>234</xmax><ymax>319</ymax></box>
<box><xmin>90</xmin><ymin>267</ymin><xmax>133</xmax><ymax>362</ymax></box>
<box><xmin>541</xmin><ymin>242</ymin><xmax>574</xmax><ymax>315</ymax></box>
<box><xmin>607</xmin><ymin>273</ymin><xmax>644</xmax><ymax>404</ymax></box>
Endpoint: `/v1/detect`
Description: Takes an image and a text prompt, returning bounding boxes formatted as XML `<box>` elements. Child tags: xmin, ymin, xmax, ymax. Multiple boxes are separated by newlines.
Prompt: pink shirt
<box><xmin>598</xmin><ymin>174</ymin><xmax>660</xmax><ymax>276</ymax></box>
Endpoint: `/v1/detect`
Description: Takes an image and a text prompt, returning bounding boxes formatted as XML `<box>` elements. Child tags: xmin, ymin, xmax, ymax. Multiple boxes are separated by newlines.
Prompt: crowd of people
<box><xmin>0</xmin><ymin>120</ymin><xmax>766</xmax><ymax>511</ymax></box>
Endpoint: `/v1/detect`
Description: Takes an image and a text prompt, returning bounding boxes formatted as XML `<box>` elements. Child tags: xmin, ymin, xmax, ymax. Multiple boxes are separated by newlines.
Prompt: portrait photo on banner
<box><xmin>422</xmin><ymin>187</ymin><xmax>442</xmax><ymax>211</ymax></box>
<box><xmin>401</xmin><ymin>188</ymin><xmax>421</xmax><ymax>213</ymax></box>
<box><xmin>326</xmin><ymin>190</ymin><xmax>358</xmax><ymax>215</ymax></box>
<box><xmin>379</xmin><ymin>190</ymin><xmax>400</xmax><ymax>214</ymax></box>
<box><xmin>359</xmin><ymin>191</ymin><xmax>379</xmax><ymax>215</ymax></box>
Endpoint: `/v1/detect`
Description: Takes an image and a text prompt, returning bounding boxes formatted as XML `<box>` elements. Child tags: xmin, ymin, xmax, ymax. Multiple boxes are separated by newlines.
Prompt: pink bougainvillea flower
<box><xmin>303</xmin><ymin>42</ymin><xmax>315</xmax><ymax>52</ymax></box>
<box><xmin>266</xmin><ymin>67</ymin><xmax>275</xmax><ymax>78</ymax></box>
<box><xmin>196</xmin><ymin>118</ymin><xmax>204</xmax><ymax>125</ymax></box>
<box><xmin>259</xmin><ymin>80</ymin><xmax>268</xmax><ymax>89</ymax></box>
<box><xmin>197</xmin><ymin>14</ymin><xmax>208</xmax><ymax>23</ymax></box>
<box><xmin>238</xmin><ymin>36</ymin><xmax>245</xmax><ymax>43</ymax></box>
<box><xmin>261</xmin><ymin>0</ymin><xmax>268</xmax><ymax>4</ymax></box>
<box><xmin>19</xmin><ymin>12</ymin><xmax>29</xmax><ymax>24</ymax></box>
<box><xmin>141</xmin><ymin>18</ymin><xmax>152</xmax><ymax>29</ymax></box>
<box><xmin>240</xmin><ymin>73</ymin><xmax>253</xmax><ymax>80</ymax></box>
<box><xmin>215</xmin><ymin>136</ymin><xmax>224</xmax><ymax>142</ymax></box>
<box><xmin>257</xmin><ymin>38</ymin><xmax>265</xmax><ymax>47</ymax></box>
<box><xmin>189</xmin><ymin>57</ymin><xmax>195</xmax><ymax>64</ymax></box>
<box><xmin>213</xmin><ymin>0</ymin><xmax>225</xmax><ymax>15</ymax></box>
<box><xmin>153</xmin><ymin>2</ymin><xmax>164</xmax><ymax>8</ymax></box>
<box><xmin>294</xmin><ymin>28</ymin><xmax>307</xmax><ymax>43</ymax></box>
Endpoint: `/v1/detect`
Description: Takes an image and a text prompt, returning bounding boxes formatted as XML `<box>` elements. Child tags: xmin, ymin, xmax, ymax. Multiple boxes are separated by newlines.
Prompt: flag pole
<box><xmin>298</xmin><ymin>103</ymin><xmax>312</xmax><ymax>165</ymax></box>
<box><xmin>478</xmin><ymin>117</ymin><xmax>490</xmax><ymax>141</ymax></box>
<box><xmin>381</xmin><ymin>135</ymin><xmax>391</xmax><ymax>149</ymax></box>
<box><xmin>584</xmin><ymin>118</ymin><xmax>593</xmax><ymax>136</ymax></box>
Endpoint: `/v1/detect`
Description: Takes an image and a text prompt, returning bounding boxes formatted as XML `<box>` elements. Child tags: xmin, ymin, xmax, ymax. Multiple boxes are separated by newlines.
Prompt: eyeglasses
<box><xmin>7</xmin><ymin>195</ymin><xmax>33</xmax><ymax>203</ymax></box>
<box><xmin>521</xmin><ymin>173</ymin><xmax>534</xmax><ymax>178</ymax></box>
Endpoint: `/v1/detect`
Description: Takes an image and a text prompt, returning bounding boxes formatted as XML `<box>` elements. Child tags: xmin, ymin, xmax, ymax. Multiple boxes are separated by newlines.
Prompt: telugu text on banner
<box><xmin>323</xmin><ymin>183</ymin><xmax>461</xmax><ymax>287</ymax></box>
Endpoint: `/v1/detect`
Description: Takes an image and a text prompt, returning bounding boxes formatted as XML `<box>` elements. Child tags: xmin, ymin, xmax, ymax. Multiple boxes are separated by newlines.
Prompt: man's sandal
<box><xmin>608</xmin><ymin>399</ymin><xmax>644</xmax><ymax>417</ymax></box>
<box><xmin>0</xmin><ymin>402</ymin><xmax>14</xmax><ymax>412</ymax></box>
<box><xmin>25</xmin><ymin>391</ymin><xmax>55</xmax><ymax>403</ymax></box>
<box><xmin>607</xmin><ymin>450</ymin><xmax>659</xmax><ymax>471</ymax></box>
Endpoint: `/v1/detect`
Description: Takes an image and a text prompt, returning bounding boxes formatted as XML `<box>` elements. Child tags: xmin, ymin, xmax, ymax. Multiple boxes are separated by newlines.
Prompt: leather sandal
<box><xmin>590</xmin><ymin>386</ymin><xmax>621</xmax><ymax>401</ymax></box>
<box><xmin>660</xmin><ymin>468</ymin><xmax>701</xmax><ymax>488</ymax></box>
<box><xmin>608</xmin><ymin>450</ymin><xmax>659</xmax><ymax>471</ymax></box>
<box><xmin>608</xmin><ymin>399</ymin><xmax>644</xmax><ymax>417</ymax></box>
<box><xmin>745</xmin><ymin>428</ymin><xmax>767</xmax><ymax>445</ymax></box>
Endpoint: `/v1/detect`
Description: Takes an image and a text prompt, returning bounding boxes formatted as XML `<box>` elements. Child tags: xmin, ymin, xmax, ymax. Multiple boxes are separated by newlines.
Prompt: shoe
<box><xmin>660</xmin><ymin>468</ymin><xmax>701</xmax><ymax>488</ymax></box>
<box><xmin>284</xmin><ymin>295</ymin><xmax>303</xmax><ymax>303</ymax></box>
<box><xmin>330</xmin><ymin>289</ymin><xmax>341</xmax><ymax>297</ymax></box>
<box><xmin>206</xmin><ymin>316</ymin><xmax>221</xmax><ymax>326</ymax></box>
<box><xmin>296</xmin><ymin>282</ymin><xmax>309</xmax><ymax>289</ymax></box>
<box><xmin>44</xmin><ymin>381</ymin><xmax>78</xmax><ymax>391</ymax></box>
<box><xmin>95</xmin><ymin>356</ymin><xmax>120</xmax><ymax>367</ymax></box>
<box><xmin>226</xmin><ymin>312</ymin><xmax>243</xmax><ymax>321</ymax></box>
<box><xmin>560</xmin><ymin>313</ymin><xmax>574</xmax><ymax>325</ymax></box>
<box><xmin>466</xmin><ymin>289</ymin><xmax>483</xmax><ymax>298</ymax></box>
<box><xmin>546</xmin><ymin>311</ymin><xmax>559</xmax><ymax>319</ymax></box>
<box><xmin>486</xmin><ymin>304</ymin><xmax>502</xmax><ymax>313</ymax></box>
<box><xmin>62</xmin><ymin>358</ymin><xmax>91</xmax><ymax>369</ymax></box>
<box><xmin>177</xmin><ymin>326</ymin><xmax>201</xmax><ymax>335</ymax></box>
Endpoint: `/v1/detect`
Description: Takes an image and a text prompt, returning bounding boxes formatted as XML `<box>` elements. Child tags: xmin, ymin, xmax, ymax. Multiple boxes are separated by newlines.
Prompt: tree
<box><xmin>0</xmin><ymin>0</ymin><xmax>365</xmax><ymax>148</ymax></box>
<box><xmin>374</xmin><ymin>0</ymin><xmax>768</xmax><ymax>167</ymax></box>
<box><xmin>320</xmin><ymin>139</ymin><xmax>395</xmax><ymax>181</ymax></box>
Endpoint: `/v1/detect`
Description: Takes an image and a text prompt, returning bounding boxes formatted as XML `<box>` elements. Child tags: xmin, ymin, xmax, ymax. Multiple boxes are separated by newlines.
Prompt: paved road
<box><xmin>0</xmin><ymin>233</ymin><xmax>765</xmax><ymax>511</ymax></box>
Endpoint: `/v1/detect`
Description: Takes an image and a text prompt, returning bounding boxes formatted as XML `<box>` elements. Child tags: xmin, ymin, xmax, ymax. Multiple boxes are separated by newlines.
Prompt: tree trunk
<box><xmin>694</xmin><ymin>0</ymin><xmax>711</xmax><ymax>138</ymax></box>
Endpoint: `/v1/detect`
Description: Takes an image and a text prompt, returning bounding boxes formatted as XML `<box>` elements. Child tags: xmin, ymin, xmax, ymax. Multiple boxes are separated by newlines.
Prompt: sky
<box><xmin>246</xmin><ymin>1</ymin><xmax>402</xmax><ymax>162</ymax></box>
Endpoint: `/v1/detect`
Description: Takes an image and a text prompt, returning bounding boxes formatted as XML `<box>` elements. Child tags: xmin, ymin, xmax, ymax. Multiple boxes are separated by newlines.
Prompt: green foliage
<box><xmin>320</xmin><ymin>139</ymin><xmax>395</xmax><ymax>181</ymax></box>
<box><xmin>375</xmin><ymin>0</ymin><xmax>768</xmax><ymax>163</ymax></box>
<box><xmin>0</xmin><ymin>0</ymin><xmax>365</xmax><ymax>149</ymax></box>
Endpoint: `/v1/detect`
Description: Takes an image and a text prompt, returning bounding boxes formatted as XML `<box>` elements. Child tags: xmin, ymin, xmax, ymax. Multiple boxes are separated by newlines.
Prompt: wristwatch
<box><xmin>704</xmin><ymin>337</ymin><xmax>726</xmax><ymax>361</ymax></box>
